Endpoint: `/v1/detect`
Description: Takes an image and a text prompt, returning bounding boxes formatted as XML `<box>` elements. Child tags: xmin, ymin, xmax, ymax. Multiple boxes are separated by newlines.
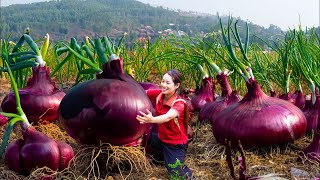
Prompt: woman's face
<box><xmin>161</xmin><ymin>73</ymin><xmax>179</xmax><ymax>96</ymax></box>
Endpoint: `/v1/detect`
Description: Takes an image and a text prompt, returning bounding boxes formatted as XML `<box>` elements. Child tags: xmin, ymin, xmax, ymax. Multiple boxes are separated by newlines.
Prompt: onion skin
<box><xmin>191</xmin><ymin>77</ymin><xmax>217</xmax><ymax>112</ymax></box>
<box><xmin>57</xmin><ymin>142</ymin><xmax>74</xmax><ymax>170</ymax></box>
<box><xmin>180</xmin><ymin>88</ymin><xmax>195</xmax><ymax>121</ymax></box>
<box><xmin>187</xmin><ymin>125</ymin><xmax>194</xmax><ymax>141</ymax></box>
<box><xmin>139</xmin><ymin>82</ymin><xmax>160</xmax><ymax>108</ymax></box>
<box><xmin>0</xmin><ymin>114</ymin><xmax>8</xmax><ymax>126</ymax></box>
<box><xmin>270</xmin><ymin>90</ymin><xmax>277</xmax><ymax>97</ymax></box>
<box><xmin>216</xmin><ymin>73</ymin><xmax>232</xmax><ymax>97</ymax></box>
<box><xmin>293</xmin><ymin>90</ymin><xmax>306</xmax><ymax>109</ymax></box>
<box><xmin>297</xmin><ymin>131</ymin><xmax>320</xmax><ymax>163</ymax></box>
<box><xmin>139</xmin><ymin>82</ymin><xmax>160</xmax><ymax>91</ymax></box>
<box><xmin>212</xmin><ymin>79</ymin><xmax>307</xmax><ymax>148</ymax></box>
<box><xmin>5</xmin><ymin>139</ymin><xmax>23</xmax><ymax>173</ymax></box>
<box><xmin>96</xmin><ymin>58</ymin><xmax>144</xmax><ymax>92</ymax></box>
<box><xmin>279</xmin><ymin>92</ymin><xmax>295</xmax><ymax>104</ymax></box>
<box><xmin>278</xmin><ymin>90</ymin><xmax>306</xmax><ymax>109</ymax></box>
<box><xmin>5</xmin><ymin>127</ymin><xmax>74</xmax><ymax>174</ymax></box>
<box><xmin>59</xmin><ymin>78</ymin><xmax>154</xmax><ymax>145</ymax></box>
<box><xmin>303</xmin><ymin>95</ymin><xmax>320</xmax><ymax>133</ymax></box>
<box><xmin>136</xmin><ymin>83</ymin><xmax>159</xmax><ymax>146</ymax></box>
<box><xmin>1</xmin><ymin>66</ymin><xmax>65</xmax><ymax>124</ymax></box>
<box><xmin>199</xmin><ymin>91</ymin><xmax>240</xmax><ymax>124</ymax></box>
<box><xmin>198</xmin><ymin>74</ymin><xmax>240</xmax><ymax>123</ymax></box>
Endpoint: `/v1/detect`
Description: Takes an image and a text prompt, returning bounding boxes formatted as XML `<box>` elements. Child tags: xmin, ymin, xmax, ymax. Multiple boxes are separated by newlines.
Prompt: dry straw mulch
<box><xmin>0</xmin><ymin>122</ymin><xmax>319</xmax><ymax>180</ymax></box>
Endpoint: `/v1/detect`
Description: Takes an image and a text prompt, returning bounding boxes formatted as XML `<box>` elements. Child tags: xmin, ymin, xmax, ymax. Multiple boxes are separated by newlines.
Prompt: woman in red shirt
<box><xmin>136</xmin><ymin>69</ymin><xmax>193</xmax><ymax>179</ymax></box>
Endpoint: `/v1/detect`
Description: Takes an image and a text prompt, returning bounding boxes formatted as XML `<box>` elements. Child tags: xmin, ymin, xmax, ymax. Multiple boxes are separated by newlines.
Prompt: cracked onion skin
<box><xmin>212</xmin><ymin>79</ymin><xmax>307</xmax><ymax>148</ymax></box>
<box><xmin>59</xmin><ymin>78</ymin><xmax>154</xmax><ymax>146</ymax></box>
<box><xmin>1</xmin><ymin>66</ymin><xmax>65</xmax><ymax>124</ymax></box>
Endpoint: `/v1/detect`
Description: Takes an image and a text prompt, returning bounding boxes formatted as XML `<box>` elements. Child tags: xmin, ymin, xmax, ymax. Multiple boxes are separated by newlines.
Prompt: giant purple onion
<box><xmin>191</xmin><ymin>77</ymin><xmax>217</xmax><ymax>112</ymax></box>
<box><xmin>5</xmin><ymin>126</ymin><xmax>74</xmax><ymax>174</ymax></box>
<box><xmin>1</xmin><ymin>66</ymin><xmax>65</xmax><ymax>124</ymax></box>
<box><xmin>59</xmin><ymin>58</ymin><xmax>154</xmax><ymax>145</ymax></box>
<box><xmin>212</xmin><ymin>78</ymin><xmax>307</xmax><ymax>148</ymax></box>
<box><xmin>198</xmin><ymin>73</ymin><xmax>240</xmax><ymax>123</ymax></box>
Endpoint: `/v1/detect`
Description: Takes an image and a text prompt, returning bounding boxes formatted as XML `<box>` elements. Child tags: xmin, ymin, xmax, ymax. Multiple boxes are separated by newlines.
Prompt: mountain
<box><xmin>1</xmin><ymin>0</ymin><xmax>49</xmax><ymax>7</ymax></box>
<box><xmin>0</xmin><ymin>0</ymin><xmax>285</xmax><ymax>46</ymax></box>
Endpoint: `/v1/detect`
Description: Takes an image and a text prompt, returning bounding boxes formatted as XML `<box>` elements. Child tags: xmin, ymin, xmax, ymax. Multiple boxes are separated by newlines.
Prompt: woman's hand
<box><xmin>136</xmin><ymin>109</ymin><xmax>153</xmax><ymax>124</ymax></box>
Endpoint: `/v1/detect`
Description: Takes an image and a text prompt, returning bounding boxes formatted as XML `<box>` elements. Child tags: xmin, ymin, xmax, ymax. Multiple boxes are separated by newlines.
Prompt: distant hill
<box><xmin>0</xmin><ymin>0</ymin><xmax>285</xmax><ymax>46</ymax></box>
<box><xmin>1</xmin><ymin>0</ymin><xmax>49</xmax><ymax>7</ymax></box>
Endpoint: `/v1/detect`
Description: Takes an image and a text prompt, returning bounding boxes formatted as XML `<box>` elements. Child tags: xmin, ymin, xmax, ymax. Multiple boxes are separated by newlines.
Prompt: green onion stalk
<box><xmin>176</xmin><ymin>32</ymin><xmax>242</xmax><ymax>140</ymax></box>
<box><xmin>291</xmin><ymin>26</ymin><xmax>320</xmax><ymax>132</ymax></box>
<box><xmin>293</xmin><ymin>26</ymin><xmax>319</xmax><ymax>106</ymax></box>
<box><xmin>1</xmin><ymin>32</ymin><xmax>33</xmax><ymax>87</ymax></box>
<box><xmin>1</xmin><ymin>32</ymin><xmax>66</xmax><ymax>124</ymax></box>
<box><xmin>0</xmin><ymin>60</ymin><xmax>30</xmax><ymax>156</ymax></box>
<box><xmin>123</xmin><ymin>36</ymin><xmax>178</xmax><ymax>83</ymax></box>
<box><xmin>51</xmin><ymin>33</ymin><xmax>133</xmax><ymax>85</ymax></box>
<box><xmin>258</xmin><ymin>30</ymin><xmax>295</xmax><ymax>99</ymax></box>
<box><xmin>219</xmin><ymin>17</ymin><xmax>252</xmax><ymax>83</ymax></box>
<box><xmin>52</xmin><ymin>37</ymin><xmax>101</xmax><ymax>85</ymax></box>
<box><xmin>0</xmin><ymin>62</ymin><xmax>74</xmax><ymax>174</ymax></box>
<box><xmin>1</xmin><ymin>30</ymin><xmax>50</xmax><ymax>87</ymax></box>
<box><xmin>251</xmin><ymin>45</ymin><xmax>276</xmax><ymax>96</ymax></box>
<box><xmin>211</xmin><ymin>16</ymin><xmax>307</xmax><ymax>156</ymax></box>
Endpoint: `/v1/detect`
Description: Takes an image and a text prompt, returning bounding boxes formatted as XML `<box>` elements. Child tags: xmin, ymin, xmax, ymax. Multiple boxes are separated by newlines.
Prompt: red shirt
<box><xmin>146</xmin><ymin>89</ymin><xmax>188</xmax><ymax>145</ymax></box>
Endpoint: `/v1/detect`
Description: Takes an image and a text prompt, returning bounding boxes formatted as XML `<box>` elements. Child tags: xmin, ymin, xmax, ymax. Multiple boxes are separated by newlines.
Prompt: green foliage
<box><xmin>168</xmin><ymin>159</ymin><xmax>185</xmax><ymax>180</ymax></box>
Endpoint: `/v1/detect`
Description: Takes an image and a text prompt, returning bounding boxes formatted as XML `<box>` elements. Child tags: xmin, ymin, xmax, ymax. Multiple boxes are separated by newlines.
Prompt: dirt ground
<box><xmin>0</xmin><ymin>77</ymin><xmax>319</xmax><ymax>180</ymax></box>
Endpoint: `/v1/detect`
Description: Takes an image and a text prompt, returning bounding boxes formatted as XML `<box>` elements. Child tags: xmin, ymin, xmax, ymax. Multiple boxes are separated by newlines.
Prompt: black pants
<box><xmin>150</xmin><ymin>132</ymin><xmax>193</xmax><ymax>179</ymax></box>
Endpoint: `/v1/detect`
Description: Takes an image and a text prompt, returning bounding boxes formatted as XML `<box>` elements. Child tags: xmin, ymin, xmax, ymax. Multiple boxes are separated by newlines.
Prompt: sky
<box><xmin>1</xmin><ymin>0</ymin><xmax>319</xmax><ymax>30</ymax></box>
<box><xmin>137</xmin><ymin>0</ymin><xmax>319</xmax><ymax>31</ymax></box>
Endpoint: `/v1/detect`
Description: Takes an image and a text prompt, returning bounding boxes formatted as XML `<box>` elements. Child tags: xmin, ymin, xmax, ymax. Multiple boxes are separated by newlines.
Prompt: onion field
<box><xmin>0</xmin><ymin>18</ymin><xmax>319</xmax><ymax>179</ymax></box>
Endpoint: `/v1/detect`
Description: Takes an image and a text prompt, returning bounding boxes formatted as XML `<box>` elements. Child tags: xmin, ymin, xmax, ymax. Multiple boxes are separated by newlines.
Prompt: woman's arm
<box><xmin>136</xmin><ymin>109</ymin><xmax>179</xmax><ymax>124</ymax></box>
